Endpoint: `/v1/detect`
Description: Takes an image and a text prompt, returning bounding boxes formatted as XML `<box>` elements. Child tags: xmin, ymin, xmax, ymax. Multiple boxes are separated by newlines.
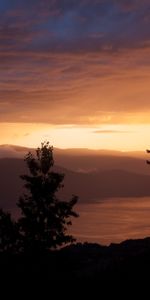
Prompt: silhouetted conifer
<box><xmin>17</xmin><ymin>142</ymin><xmax>78</xmax><ymax>253</ymax></box>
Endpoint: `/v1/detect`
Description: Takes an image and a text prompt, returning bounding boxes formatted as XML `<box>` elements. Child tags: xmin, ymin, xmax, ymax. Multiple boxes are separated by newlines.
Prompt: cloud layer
<box><xmin>0</xmin><ymin>0</ymin><xmax>150</xmax><ymax>125</ymax></box>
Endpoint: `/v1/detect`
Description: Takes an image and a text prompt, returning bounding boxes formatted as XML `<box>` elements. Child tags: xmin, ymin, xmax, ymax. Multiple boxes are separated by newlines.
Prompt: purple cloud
<box><xmin>0</xmin><ymin>0</ymin><xmax>150</xmax><ymax>125</ymax></box>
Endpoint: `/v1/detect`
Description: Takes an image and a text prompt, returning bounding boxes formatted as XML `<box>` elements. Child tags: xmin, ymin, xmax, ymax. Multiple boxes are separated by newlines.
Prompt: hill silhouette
<box><xmin>0</xmin><ymin>144</ymin><xmax>149</xmax><ymax>175</ymax></box>
<box><xmin>1</xmin><ymin>158</ymin><xmax>150</xmax><ymax>216</ymax></box>
<box><xmin>1</xmin><ymin>237</ymin><xmax>150</xmax><ymax>280</ymax></box>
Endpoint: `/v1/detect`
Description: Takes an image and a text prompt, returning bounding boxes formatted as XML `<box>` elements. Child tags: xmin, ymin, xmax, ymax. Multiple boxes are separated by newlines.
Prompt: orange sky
<box><xmin>1</xmin><ymin>122</ymin><xmax>150</xmax><ymax>151</ymax></box>
<box><xmin>0</xmin><ymin>0</ymin><xmax>150</xmax><ymax>150</ymax></box>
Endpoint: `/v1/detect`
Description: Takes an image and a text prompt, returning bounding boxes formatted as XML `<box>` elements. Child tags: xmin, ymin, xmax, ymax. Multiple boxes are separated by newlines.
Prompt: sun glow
<box><xmin>0</xmin><ymin>122</ymin><xmax>150</xmax><ymax>151</ymax></box>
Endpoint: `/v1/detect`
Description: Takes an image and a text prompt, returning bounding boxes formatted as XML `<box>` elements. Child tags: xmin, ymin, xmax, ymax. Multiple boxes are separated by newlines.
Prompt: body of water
<box><xmin>70</xmin><ymin>197</ymin><xmax>150</xmax><ymax>245</ymax></box>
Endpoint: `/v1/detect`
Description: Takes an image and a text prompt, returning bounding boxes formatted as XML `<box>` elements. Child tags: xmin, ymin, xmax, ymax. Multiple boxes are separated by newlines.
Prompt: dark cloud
<box><xmin>0</xmin><ymin>0</ymin><xmax>150</xmax><ymax>53</ymax></box>
<box><xmin>0</xmin><ymin>0</ymin><xmax>150</xmax><ymax>125</ymax></box>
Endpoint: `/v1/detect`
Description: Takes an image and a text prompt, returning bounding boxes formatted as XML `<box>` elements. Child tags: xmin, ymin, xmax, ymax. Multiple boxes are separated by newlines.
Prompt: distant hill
<box><xmin>0</xmin><ymin>144</ymin><xmax>149</xmax><ymax>174</ymax></box>
<box><xmin>1</xmin><ymin>158</ymin><xmax>150</xmax><ymax>216</ymax></box>
<box><xmin>55</xmin><ymin>152</ymin><xmax>148</xmax><ymax>175</ymax></box>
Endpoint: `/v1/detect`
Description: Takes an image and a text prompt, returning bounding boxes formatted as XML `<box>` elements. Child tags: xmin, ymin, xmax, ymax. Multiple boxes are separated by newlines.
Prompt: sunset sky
<box><xmin>0</xmin><ymin>0</ymin><xmax>150</xmax><ymax>150</ymax></box>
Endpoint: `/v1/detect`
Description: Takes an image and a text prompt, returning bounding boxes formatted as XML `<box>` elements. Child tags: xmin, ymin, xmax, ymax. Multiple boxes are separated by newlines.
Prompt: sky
<box><xmin>0</xmin><ymin>0</ymin><xmax>150</xmax><ymax>150</ymax></box>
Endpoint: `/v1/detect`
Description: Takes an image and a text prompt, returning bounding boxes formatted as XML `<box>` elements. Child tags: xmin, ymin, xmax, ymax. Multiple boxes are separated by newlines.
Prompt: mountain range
<box><xmin>0</xmin><ymin>145</ymin><xmax>150</xmax><ymax>216</ymax></box>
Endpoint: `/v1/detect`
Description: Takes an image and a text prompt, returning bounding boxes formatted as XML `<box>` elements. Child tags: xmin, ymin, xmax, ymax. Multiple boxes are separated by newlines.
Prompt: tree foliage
<box><xmin>0</xmin><ymin>209</ymin><xmax>19</xmax><ymax>253</ymax></box>
<box><xmin>17</xmin><ymin>142</ymin><xmax>78</xmax><ymax>253</ymax></box>
<box><xmin>0</xmin><ymin>142</ymin><xmax>78</xmax><ymax>254</ymax></box>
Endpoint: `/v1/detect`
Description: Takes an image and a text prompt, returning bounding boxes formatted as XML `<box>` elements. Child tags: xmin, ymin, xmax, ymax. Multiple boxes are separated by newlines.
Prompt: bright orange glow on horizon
<box><xmin>1</xmin><ymin>122</ymin><xmax>150</xmax><ymax>152</ymax></box>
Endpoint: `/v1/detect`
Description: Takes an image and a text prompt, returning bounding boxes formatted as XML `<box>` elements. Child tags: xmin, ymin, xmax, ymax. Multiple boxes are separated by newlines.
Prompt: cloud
<box><xmin>93</xmin><ymin>130</ymin><xmax>130</xmax><ymax>134</ymax></box>
<box><xmin>1</xmin><ymin>0</ymin><xmax>150</xmax><ymax>54</ymax></box>
<box><xmin>0</xmin><ymin>0</ymin><xmax>150</xmax><ymax>125</ymax></box>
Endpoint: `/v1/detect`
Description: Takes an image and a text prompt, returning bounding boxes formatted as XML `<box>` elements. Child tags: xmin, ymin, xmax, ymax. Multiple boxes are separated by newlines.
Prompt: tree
<box><xmin>146</xmin><ymin>149</ymin><xmax>150</xmax><ymax>164</ymax></box>
<box><xmin>17</xmin><ymin>142</ymin><xmax>78</xmax><ymax>253</ymax></box>
<box><xmin>0</xmin><ymin>209</ymin><xmax>19</xmax><ymax>253</ymax></box>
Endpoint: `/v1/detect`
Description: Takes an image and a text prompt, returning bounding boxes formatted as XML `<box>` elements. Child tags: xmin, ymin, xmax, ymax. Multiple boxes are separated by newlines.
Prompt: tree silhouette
<box><xmin>146</xmin><ymin>149</ymin><xmax>150</xmax><ymax>164</ymax></box>
<box><xmin>0</xmin><ymin>209</ymin><xmax>19</xmax><ymax>253</ymax></box>
<box><xmin>17</xmin><ymin>142</ymin><xmax>78</xmax><ymax>254</ymax></box>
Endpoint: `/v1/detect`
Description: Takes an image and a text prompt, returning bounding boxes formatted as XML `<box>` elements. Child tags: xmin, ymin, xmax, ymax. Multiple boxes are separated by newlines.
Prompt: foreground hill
<box><xmin>1</xmin><ymin>158</ymin><xmax>150</xmax><ymax>214</ymax></box>
<box><xmin>1</xmin><ymin>237</ymin><xmax>150</xmax><ymax>280</ymax></box>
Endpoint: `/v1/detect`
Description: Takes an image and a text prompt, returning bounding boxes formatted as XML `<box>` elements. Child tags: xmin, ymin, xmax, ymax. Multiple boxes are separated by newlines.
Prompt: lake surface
<box><xmin>69</xmin><ymin>197</ymin><xmax>150</xmax><ymax>245</ymax></box>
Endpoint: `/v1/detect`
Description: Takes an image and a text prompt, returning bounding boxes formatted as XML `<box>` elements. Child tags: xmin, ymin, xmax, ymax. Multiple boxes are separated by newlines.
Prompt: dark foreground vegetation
<box><xmin>1</xmin><ymin>237</ymin><xmax>150</xmax><ymax>281</ymax></box>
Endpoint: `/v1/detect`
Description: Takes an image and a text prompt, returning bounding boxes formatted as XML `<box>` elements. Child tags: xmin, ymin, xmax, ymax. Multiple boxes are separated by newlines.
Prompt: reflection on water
<box><xmin>70</xmin><ymin>197</ymin><xmax>150</xmax><ymax>245</ymax></box>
